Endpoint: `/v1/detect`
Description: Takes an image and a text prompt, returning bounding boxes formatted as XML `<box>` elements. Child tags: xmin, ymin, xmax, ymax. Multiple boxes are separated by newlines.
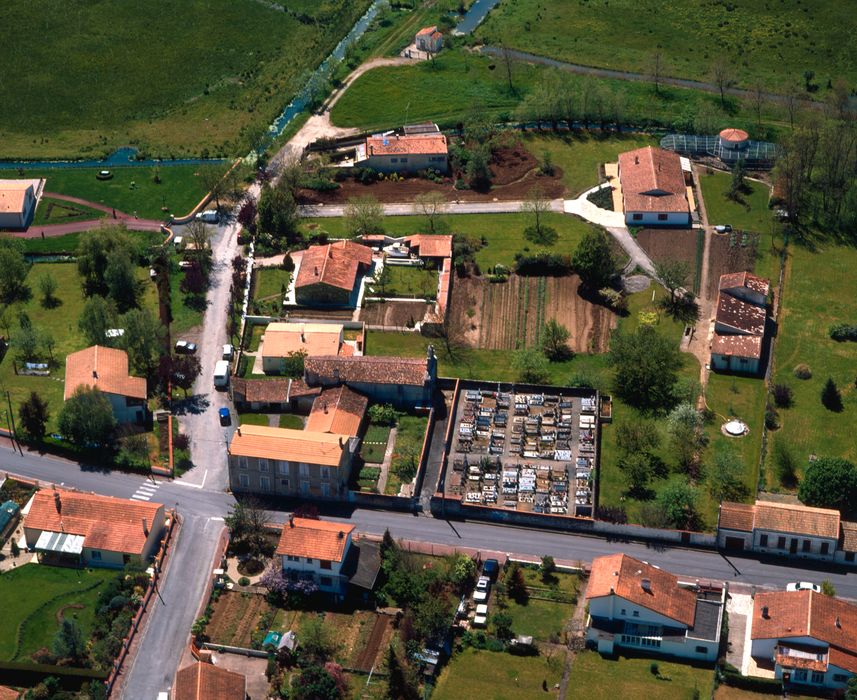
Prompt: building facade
<box><xmin>276</xmin><ymin>517</ymin><xmax>356</xmax><ymax>597</ymax></box>
<box><xmin>355</xmin><ymin>132</ymin><xmax>449</xmax><ymax>174</ymax></box>
<box><xmin>710</xmin><ymin>272</ymin><xmax>770</xmax><ymax>376</ymax></box>
<box><xmin>415</xmin><ymin>26</ymin><xmax>443</xmax><ymax>54</ymax></box>
<box><xmin>0</xmin><ymin>180</ymin><xmax>38</xmax><ymax>229</ymax></box>
<box><xmin>617</xmin><ymin>146</ymin><xmax>691</xmax><ymax>226</ymax></box>
<box><xmin>64</xmin><ymin>345</ymin><xmax>148</xmax><ymax>425</ymax></box>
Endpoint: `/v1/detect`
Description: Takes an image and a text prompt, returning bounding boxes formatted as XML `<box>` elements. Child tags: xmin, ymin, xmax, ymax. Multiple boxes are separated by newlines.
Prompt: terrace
<box><xmin>444</xmin><ymin>382</ymin><xmax>599</xmax><ymax>518</ymax></box>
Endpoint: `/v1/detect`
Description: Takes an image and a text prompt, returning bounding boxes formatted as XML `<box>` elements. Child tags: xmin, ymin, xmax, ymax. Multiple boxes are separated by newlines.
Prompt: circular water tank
<box><xmin>723</xmin><ymin>419</ymin><xmax>748</xmax><ymax>437</ymax></box>
<box><xmin>719</xmin><ymin>128</ymin><xmax>749</xmax><ymax>151</ymax></box>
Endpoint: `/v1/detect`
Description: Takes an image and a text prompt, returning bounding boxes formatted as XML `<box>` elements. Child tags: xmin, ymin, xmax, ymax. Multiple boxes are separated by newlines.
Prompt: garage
<box><xmin>724</xmin><ymin>536</ymin><xmax>746</xmax><ymax>552</ymax></box>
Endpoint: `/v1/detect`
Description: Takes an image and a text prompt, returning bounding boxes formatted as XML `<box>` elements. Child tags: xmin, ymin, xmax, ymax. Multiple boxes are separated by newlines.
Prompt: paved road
<box><xmin>299</xmin><ymin>198</ymin><xmax>565</xmax><ymax>218</ymax></box>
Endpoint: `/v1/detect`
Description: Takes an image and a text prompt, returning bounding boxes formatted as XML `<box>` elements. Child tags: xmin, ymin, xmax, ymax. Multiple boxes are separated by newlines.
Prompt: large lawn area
<box><xmin>698</xmin><ymin>171</ymin><xmax>773</xmax><ymax>233</ymax></box>
<box><xmin>0</xmin><ymin>262</ymin><xmax>158</xmax><ymax>432</ymax></box>
<box><xmin>475</xmin><ymin>0</ymin><xmax>857</xmax><ymax>92</ymax></box>
<box><xmin>20</xmin><ymin>229</ymin><xmax>165</xmax><ymax>255</ymax></box>
<box><xmin>253</xmin><ymin>268</ymin><xmax>291</xmax><ymax>302</ymax></box>
<box><xmin>433</xmin><ymin>648</ymin><xmax>563</xmax><ymax>700</ymax></box>
<box><xmin>567</xmin><ymin>652</ymin><xmax>714</xmax><ymax>700</ymax></box>
<box><xmin>386</xmin><ymin>414</ymin><xmax>429</xmax><ymax>496</ymax></box>
<box><xmin>31</xmin><ymin>197</ymin><xmax>107</xmax><ymax>227</ymax></box>
<box><xmin>376</xmin><ymin>265</ymin><xmax>437</xmax><ymax>299</ymax></box>
<box><xmin>0</xmin><ymin>0</ymin><xmax>371</xmax><ymax>158</ymax></box>
<box><xmin>0</xmin><ymin>564</ymin><xmax>116</xmax><ymax>661</ymax></box>
<box><xmin>766</xmin><ymin>244</ymin><xmax>857</xmax><ymax>486</ymax></box>
<box><xmin>14</xmin><ymin>165</ymin><xmax>217</xmax><ymax>221</ymax></box>
<box><xmin>305</xmin><ymin>212</ymin><xmax>592</xmax><ymax>269</ymax></box>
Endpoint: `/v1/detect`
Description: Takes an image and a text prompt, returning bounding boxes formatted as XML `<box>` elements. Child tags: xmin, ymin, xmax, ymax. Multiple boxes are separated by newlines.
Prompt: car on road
<box><xmin>218</xmin><ymin>407</ymin><xmax>231</xmax><ymax>426</ymax></box>
<box><xmin>786</xmin><ymin>581</ymin><xmax>821</xmax><ymax>593</ymax></box>
<box><xmin>714</xmin><ymin>224</ymin><xmax>733</xmax><ymax>233</ymax></box>
<box><xmin>482</xmin><ymin>558</ymin><xmax>499</xmax><ymax>582</ymax></box>
<box><xmin>195</xmin><ymin>209</ymin><xmax>219</xmax><ymax>224</ymax></box>
<box><xmin>222</xmin><ymin>344</ymin><xmax>234</xmax><ymax>361</ymax></box>
<box><xmin>175</xmin><ymin>340</ymin><xmax>197</xmax><ymax>354</ymax></box>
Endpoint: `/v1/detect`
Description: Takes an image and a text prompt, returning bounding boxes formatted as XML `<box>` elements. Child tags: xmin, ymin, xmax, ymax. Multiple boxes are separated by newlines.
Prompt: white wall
<box><xmin>624</xmin><ymin>211</ymin><xmax>690</xmax><ymax>226</ymax></box>
<box><xmin>752</xmin><ymin>531</ymin><xmax>837</xmax><ymax>561</ymax></box>
<box><xmin>710</xmin><ymin>353</ymin><xmax>760</xmax><ymax>374</ymax></box>
<box><xmin>280</xmin><ymin>531</ymin><xmax>352</xmax><ymax>594</ymax></box>
<box><xmin>588</xmin><ymin>594</ymin><xmax>688</xmax><ymax>630</ymax></box>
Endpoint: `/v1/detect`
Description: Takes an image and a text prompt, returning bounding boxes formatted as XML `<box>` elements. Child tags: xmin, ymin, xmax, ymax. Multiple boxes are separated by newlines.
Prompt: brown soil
<box><xmin>55</xmin><ymin>603</ymin><xmax>85</xmax><ymax>624</ymax></box>
<box><xmin>237</xmin><ymin>558</ymin><xmax>265</xmax><ymax>576</ymax></box>
<box><xmin>206</xmin><ymin>592</ymin><xmax>272</xmax><ymax>648</ymax></box>
<box><xmin>286</xmin><ymin>308</ymin><xmax>354</xmax><ymax>321</ymax></box>
<box><xmin>359</xmin><ymin>300</ymin><xmax>431</xmax><ymax>327</ymax></box>
<box><xmin>352</xmin><ymin>614</ymin><xmax>391</xmax><ymax>672</ymax></box>
<box><xmin>451</xmin><ymin>274</ymin><xmax>616</xmax><ymax>353</ymax></box>
<box><xmin>705</xmin><ymin>231</ymin><xmax>760</xmax><ymax>299</ymax></box>
<box><xmin>635</xmin><ymin>228</ymin><xmax>698</xmax><ymax>269</ymax></box>
<box><xmin>298</xmin><ymin>145</ymin><xmax>565</xmax><ymax>205</ymax></box>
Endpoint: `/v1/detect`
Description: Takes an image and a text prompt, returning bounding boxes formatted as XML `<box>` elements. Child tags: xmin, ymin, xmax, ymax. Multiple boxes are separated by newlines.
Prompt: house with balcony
<box><xmin>751</xmin><ymin>589</ymin><xmax>857</xmax><ymax>690</ymax></box>
<box><xmin>585</xmin><ymin>553</ymin><xmax>725</xmax><ymax>662</ymax></box>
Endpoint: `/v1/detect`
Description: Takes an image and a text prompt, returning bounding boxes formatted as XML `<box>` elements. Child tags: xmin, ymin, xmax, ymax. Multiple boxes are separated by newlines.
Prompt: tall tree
<box><xmin>344</xmin><ymin>196</ymin><xmax>385</xmax><ymax>237</ymax></box>
<box><xmin>512</xmin><ymin>348</ymin><xmax>549</xmax><ymax>384</ymax></box>
<box><xmin>76</xmin><ymin>225</ymin><xmax>137</xmax><ymax>297</ymax></box>
<box><xmin>257</xmin><ymin>181</ymin><xmax>300</xmax><ymax>242</ymax></box>
<box><xmin>122</xmin><ymin>307</ymin><xmax>165</xmax><ymax>376</ymax></box>
<box><xmin>413</xmin><ymin>191</ymin><xmax>448</xmax><ymax>234</ymax></box>
<box><xmin>52</xmin><ymin>618</ymin><xmax>86</xmax><ymax>663</ymax></box>
<box><xmin>654</xmin><ymin>258</ymin><xmax>690</xmax><ymax>305</ymax></box>
<box><xmin>821</xmin><ymin>377</ymin><xmax>843</xmax><ymax>412</ymax></box>
<box><xmin>38</xmin><ymin>273</ymin><xmax>58</xmax><ymax>308</ymax></box>
<box><xmin>799</xmin><ymin>458</ymin><xmax>857</xmax><ymax>515</ymax></box>
<box><xmin>58</xmin><ymin>386</ymin><xmax>116</xmax><ymax>447</ymax></box>
<box><xmin>170</xmin><ymin>353</ymin><xmax>202</xmax><ymax>397</ymax></box>
<box><xmin>540</xmin><ymin>319</ymin><xmax>571</xmax><ymax>361</ymax></box>
<box><xmin>104</xmin><ymin>249</ymin><xmax>138</xmax><ymax>311</ymax></box>
<box><xmin>521</xmin><ymin>185</ymin><xmax>555</xmax><ymax>244</ymax></box>
<box><xmin>657</xmin><ymin>481</ymin><xmax>700</xmax><ymax>530</ymax></box>
<box><xmin>18</xmin><ymin>392</ymin><xmax>50</xmax><ymax>442</ymax></box>
<box><xmin>78</xmin><ymin>296</ymin><xmax>119</xmax><ymax>347</ymax></box>
<box><xmin>667</xmin><ymin>402</ymin><xmax>708</xmax><ymax>471</ymax></box>
<box><xmin>710</xmin><ymin>56</ymin><xmax>735</xmax><ymax>107</ymax></box>
<box><xmin>608</xmin><ymin>325</ymin><xmax>682</xmax><ymax>410</ymax></box>
<box><xmin>0</xmin><ymin>237</ymin><xmax>29</xmax><ymax>303</ymax></box>
<box><xmin>198</xmin><ymin>164</ymin><xmax>227</xmax><ymax>210</ymax></box>
<box><xmin>572</xmin><ymin>227</ymin><xmax>616</xmax><ymax>290</ymax></box>
<box><xmin>707</xmin><ymin>444</ymin><xmax>747</xmax><ymax>502</ymax></box>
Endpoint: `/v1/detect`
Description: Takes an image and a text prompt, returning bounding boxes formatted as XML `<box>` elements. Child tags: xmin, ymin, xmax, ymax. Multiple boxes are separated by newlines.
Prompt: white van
<box><xmin>195</xmin><ymin>209</ymin><xmax>219</xmax><ymax>224</ymax></box>
<box><xmin>213</xmin><ymin>360</ymin><xmax>230</xmax><ymax>388</ymax></box>
<box><xmin>222</xmin><ymin>344</ymin><xmax>234</xmax><ymax>361</ymax></box>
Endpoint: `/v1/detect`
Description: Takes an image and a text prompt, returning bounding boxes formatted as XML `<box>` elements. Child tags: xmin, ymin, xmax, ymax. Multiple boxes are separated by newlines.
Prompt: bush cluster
<box><xmin>830</xmin><ymin>323</ymin><xmax>857</xmax><ymax>341</ymax></box>
<box><xmin>514</xmin><ymin>251</ymin><xmax>572</xmax><ymax>275</ymax></box>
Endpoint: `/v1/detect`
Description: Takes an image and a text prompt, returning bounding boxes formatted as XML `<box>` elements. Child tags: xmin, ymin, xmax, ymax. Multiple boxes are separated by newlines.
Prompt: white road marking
<box><xmin>131</xmin><ymin>494</ymin><xmax>151</xmax><ymax>501</ymax></box>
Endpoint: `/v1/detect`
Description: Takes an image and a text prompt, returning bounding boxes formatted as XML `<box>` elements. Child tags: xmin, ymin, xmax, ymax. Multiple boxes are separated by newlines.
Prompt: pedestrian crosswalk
<box><xmin>131</xmin><ymin>479</ymin><xmax>161</xmax><ymax>502</ymax></box>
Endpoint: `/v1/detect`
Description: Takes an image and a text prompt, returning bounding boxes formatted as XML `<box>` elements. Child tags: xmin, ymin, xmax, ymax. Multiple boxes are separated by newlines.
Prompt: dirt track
<box><xmin>452</xmin><ymin>274</ymin><xmax>615</xmax><ymax>352</ymax></box>
<box><xmin>352</xmin><ymin>615</ymin><xmax>391</xmax><ymax>672</ymax></box>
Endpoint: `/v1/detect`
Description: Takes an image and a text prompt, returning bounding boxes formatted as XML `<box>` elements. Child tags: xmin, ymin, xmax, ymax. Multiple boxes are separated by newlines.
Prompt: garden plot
<box><xmin>205</xmin><ymin>591</ymin><xmax>274</xmax><ymax>649</ymax></box>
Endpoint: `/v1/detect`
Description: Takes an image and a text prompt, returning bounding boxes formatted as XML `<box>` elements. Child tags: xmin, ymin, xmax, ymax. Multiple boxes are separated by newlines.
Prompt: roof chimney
<box><xmin>339</xmin><ymin>436</ymin><xmax>345</xmax><ymax>448</ymax></box>
<box><xmin>836</xmin><ymin>616</ymin><xmax>842</xmax><ymax>629</ymax></box>
<box><xmin>641</xmin><ymin>578</ymin><xmax>652</xmax><ymax>593</ymax></box>
<box><xmin>54</xmin><ymin>491</ymin><xmax>62</xmax><ymax>514</ymax></box>
<box><xmin>92</xmin><ymin>370</ymin><xmax>98</xmax><ymax>379</ymax></box>
<box><xmin>338</xmin><ymin>530</ymin><xmax>344</xmax><ymax>539</ymax></box>
<box><xmin>314</xmin><ymin>266</ymin><xmax>319</xmax><ymax>276</ymax></box>
<box><xmin>634</xmin><ymin>155</ymin><xmax>639</xmax><ymax>165</ymax></box>
<box><xmin>237</xmin><ymin>427</ymin><xmax>241</xmax><ymax>436</ymax></box>
<box><xmin>323</xmin><ymin>402</ymin><xmax>328</xmax><ymax>414</ymax></box>
<box><xmin>142</xmin><ymin>518</ymin><xmax>149</xmax><ymax>536</ymax></box>
<box><xmin>289</xmin><ymin>514</ymin><xmax>295</xmax><ymax>528</ymax></box>
<box><xmin>761</xmin><ymin>606</ymin><xmax>769</xmax><ymax>619</ymax></box>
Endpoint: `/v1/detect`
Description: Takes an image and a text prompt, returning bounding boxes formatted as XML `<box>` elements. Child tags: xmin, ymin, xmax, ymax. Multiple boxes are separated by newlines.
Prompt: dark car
<box><xmin>482</xmin><ymin>558</ymin><xmax>500</xmax><ymax>582</ymax></box>
<box><xmin>218</xmin><ymin>407</ymin><xmax>231</xmax><ymax>426</ymax></box>
<box><xmin>175</xmin><ymin>340</ymin><xmax>197</xmax><ymax>354</ymax></box>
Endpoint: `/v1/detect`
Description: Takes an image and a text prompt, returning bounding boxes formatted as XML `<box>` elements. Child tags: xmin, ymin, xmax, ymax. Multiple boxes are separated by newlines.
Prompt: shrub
<box><xmin>829</xmin><ymin>323</ymin><xmax>857</xmax><ymax>341</ymax></box>
<box><xmin>772</xmin><ymin>383</ymin><xmax>793</xmax><ymax>408</ymax></box>
<box><xmin>514</xmin><ymin>251</ymin><xmax>572</xmax><ymax>275</ymax></box>
<box><xmin>238</xmin><ymin>576</ymin><xmax>250</xmax><ymax>586</ymax></box>
<box><xmin>821</xmin><ymin>377</ymin><xmax>843</xmax><ymax>412</ymax></box>
<box><xmin>793</xmin><ymin>363</ymin><xmax>812</xmax><ymax>379</ymax></box>
<box><xmin>173</xmin><ymin>433</ymin><xmax>190</xmax><ymax>451</ymax></box>
<box><xmin>650</xmin><ymin>662</ymin><xmax>659</xmax><ymax>676</ymax></box>
<box><xmin>764</xmin><ymin>404</ymin><xmax>779</xmax><ymax>430</ymax></box>
<box><xmin>368</xmin><ymin>403</ymin><xmax>398</xmax><ymax>426</ymax></box>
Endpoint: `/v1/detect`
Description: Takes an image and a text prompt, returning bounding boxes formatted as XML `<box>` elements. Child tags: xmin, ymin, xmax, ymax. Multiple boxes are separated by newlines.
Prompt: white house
<box><xmin>0</xmin><ymin>179</ymin><xmax>39</xmax><ymax>229</ymax></box>
<box><xmin>277</xmin><ymin>517</ymin><xmax>356</xmax><ymax>597</ymax></box>
<box><xmin>751</xmin><ymin>590</ymin><xmax>857</xmax><ymax>690</ymax></box>
<box><xmin>24</xmin><ymin>488</ymin><xmax>165</xmax><ymax>569</ymax></box>
<box><xmin>585</xmin><ymin>553</ymin><xmax>725</xmax><ymax>662</ymax></box>
<box><xmin>718</xmin><ymin>500</ymin><xmax>857</xmax><ymax>564</ymax></box>
<box><xmin>355</xmin><ymin>131</ymin><xmax>449</xmax><ymax>174</ymax></box>
<box><xmin>617</xmin><ymin>146</ymin><xmax>691</xmax><ymax>226</ymax></box>
<box><xmin>415</xmin><ymin>26</ymin><xmax>443</xmax><ymax>54</ymax></box>
<box><xmin>64</xmin><ymin>345</ymin><xmax>148</xmax><ymax>425</ymax></box>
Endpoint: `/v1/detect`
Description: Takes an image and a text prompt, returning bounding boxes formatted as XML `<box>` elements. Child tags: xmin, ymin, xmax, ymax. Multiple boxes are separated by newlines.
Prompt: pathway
<box><xmin>375</xmin><ymin>427</ymin><xmax>398</xmax><ymax>495</ymax></box>
<box><xmin>300</xmin><ymin>198</ymin><xmax>565</xmax><ymax>218</ymax></box>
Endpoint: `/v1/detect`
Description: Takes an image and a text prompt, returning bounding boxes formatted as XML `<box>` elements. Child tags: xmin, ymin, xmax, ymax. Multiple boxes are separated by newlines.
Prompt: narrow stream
<box><xmin>453</xmin><ymin>0</ymin><xmax>501</xmax><ymax>36</ymax></box>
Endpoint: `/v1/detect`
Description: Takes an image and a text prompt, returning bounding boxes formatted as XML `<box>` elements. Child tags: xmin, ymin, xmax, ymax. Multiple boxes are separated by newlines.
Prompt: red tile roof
<box><xmin>231</xmin><ymin>377</ymin><xmax>290</xmax><ymax>404</ymax></box>
<box><xmin>366</xmin><ymin>133</ymin><xmax>448</xmax><ymax>157</ymax></box>
<box><xmin>261</xmin><ymin>322</ymin><xmax>348</xmax><ymax>359</ymax></box>
<box><xmin>416</xmin><ymin>25</ymin><xmax>437</xmax><ymax>36</ymax></box>
<box><xmin>276</xmin><ymin>517</ymin><xmax>355</xmax><ymax>562</ymax></box>
<box><xmin>295</xmin><ymin>241</ymin><xmax>373</xmax><ymax>292</ymax></box>
<box><xmin>0</xmin><ymin>686</ymin><xmax>20</xmax><ymax>700</ymax></box>
<box><xmin>841</xmin><ymin>521</ymin><xmax>857</xmax><ymax>553</ymax></box>
<box><xmin>229</xmin><ymin>425</ymin><xmax>348</xmax><ymax>467</ymax></box>
<box><xmin>719</xmin><ymin>502</ymin><xmax>756</xmax><ymax>532</ymax></box>
<box><xmin>306</xmin><ymin>386</ymin><xmax>368</xmax><ymax>437</ymax></box>
<box><xmin>752</xmin><ymin>591</ymin><xmax>857</xmax><ymax>673</ymax></box>
<box><xmin>174</xmin><ymin>662</ymin><xmax>246</xmax><ymax>700</ymax></box>
<box><xmin>305</xmin><ymin>355</ymin><xmax>430</xmax><ymax>387</ymax></box>
<box><xmin>719</xmin><ymin>271</ymin><xmax>770</xmax><ymax>298</ymax></box>
<box><xmin>586</xmin><ymin>553</ymin><xmax>697</xmax><ymax>627</ymax></box>
<box><xmin>64</xmin><ymin>345</ymin><xmax>147</xmax><ymax>401</ymax></box>
<box><xmin>405</xmin><ymin>234</ymin><xmax>453</xmax><ymax>259</ymax></box>
<box><xmin>711</xmin><ymin>333</ymin><xmax>762</xmax><ymax>360</ymax></box>
<box><xmin>716</xmin><ymin>293</ymin><xmax>766</xmax><ymax>335</ymax></box>
<box><xmin>618</xmin><ymin>146</ymin><xmax>689</xmax><ymax>214</ymax></box>
<box><xmin>720</xmin><ymin>128</ymin><xmax>749</xmax><ymax>143</ymax></box>
<box><xmin>25</xmin><ymin>489</ymin><xmax>162</xmax><ymax>555</ymax></box>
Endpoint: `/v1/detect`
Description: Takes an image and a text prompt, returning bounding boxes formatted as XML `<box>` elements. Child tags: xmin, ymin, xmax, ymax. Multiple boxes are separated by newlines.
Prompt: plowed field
<box><xmin>206</xmin><ymin>592</ymin><xmax>273</xmax><ymax>648</ymax></box>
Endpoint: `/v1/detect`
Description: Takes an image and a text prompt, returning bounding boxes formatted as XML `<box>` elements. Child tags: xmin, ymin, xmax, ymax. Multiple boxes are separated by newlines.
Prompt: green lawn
<box><xmin>0</xmin><ymin>262</ymin><xmax>158</xmax><ymax>432</ymax></box>
<box><xmin>475</xmin><ymin>0</ymin><xmax>857</xmax><ymax>92</ymax></box>
<box><xmin>305</xmin><ymin>212</ymin><xmax>593</xmax><ymax>269</ymax></box>
<box><xmin>239</xmin><ymin>413</ymin><xmax>272</xmax><ymax>427</ymax></box>
<box><xmin>433</xmin><ymin>648</ymin><xmax>563</xmax><ymax>700</ymax></box>
<box><xmin>0</xmin><ymin>564</ymin><xmax>116</xmax><ymax>661</ymax></box>
<box><xmin>21</xmin><ymin>229</ymin><xmax>164</xmax><ymax>256</ymax></box>
<box><xmin>0</xmin><ymin>0</ymin><xmax>371</xmax><ymax>158</ymax></box>
<box><xmin>766</xmin><ymin>244</ymin><xmax>857</xmax><ymax>487</ymax></box>
<box><xmin>698</xmin><ymin>171</ymin><xmax>773</xmax><ymax>233</ymax></box>
<box><xmin>253</xmin><ymin>268</ymin><xmax>291</xmax><ymax>301</ymax></box>
<box><xmin>30</xmin><ymin>197</ymin><xmax>107</xmax><ymax>227</ymax></box>
<box><xmin>331</xmin><ymin>49</ymin><xmax>791</xmax><ymax>140</ymax></box>
<box><xmin>501</xmin><ymin>597</ymin><xmax>570</xmax><ymax>641</ymax></box>
<box><xmin>246</xmin><ymin>324</ymin><xmax>266</xmax><ymax>353</ymax></box>
<box><xmin>386</xmin><ymin>414</ymin><xmax>429</xmax><ymax>496</ymax></box>
<box><xmin>567</xmin><ymin>652</ymin><xmax>714</xmax><ymax>700</ymax></box>
<box><xmin>376</xmin><ymin>266</ymin><xmax>437</xmax><ymax>299</ymax></box>
<box><xmin>361</xmin><ymin>423</ymin><xmax>391</xmax><ymax>464</ymax></box>
<box><xmin>14</xmin><ymin>165</ymin><xmax>216</xmax><ymax>221</ymax></box>
<box><xmin>170</xmin><ymin>258</ymin><xmax>205</xmax><ymax>335</ymax></box>
<box><xmin>522</xmin><ymin>133</ymin><xmax>657</xmax><ymax>196</ymax></box>
<box><xmin>279</xmin><ymin>414</ymin><xmax>304</xmax><ymax>429</ymax></box>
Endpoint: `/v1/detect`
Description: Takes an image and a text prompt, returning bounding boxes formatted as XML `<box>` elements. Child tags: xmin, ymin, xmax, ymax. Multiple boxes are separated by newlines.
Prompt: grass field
<box><xmin>475</xmin><ymin>0</ymin><xmax>857</xmax><ymax>92</ymax></box>
<box><xmin>386</xmin><ymin>414</ymin><xmax>428</xmax><ymax>496</ymax></box>
<box><xmin>330</xmin><ymin>49</ymin><xmax>791</xmax><ymax>139</ymax></box>
<box><xmin>361</xmin><ymin>423</ymin><xmax>391</xmax><ymax>464</ymax></box>
<box><xmin>502</xmin><ymin>597</ymin><xmax>569</xmax><ymax>641</ymax></box>
<box><xmin>13</xmin><ymin>165</ymin><xmax>216</xmax><ymax>220</ymax></box>
<box><xmin>0</xmin><ymin>0</ymin><xmax>371</xmax><ymax>158</ymax></box>
<box><xmin>21</xmin><ymin>229</ymin><xmax>165</xmax><ymax>255</ymax></box>
<box><xmin>566</xmin><ymin>652</ymin><xmax>714</xmax><ymax>700</ymax></box>
<box><xmin>30</xmin><ymin>197</ymin><xmax>107</xmax><ymax>227</ymax></box>
<box><xmin>306</xmin><ymin>212</ymin><xmax>592</xmax><ymax>269</ymax></box>
<box><xmin>169</xmin><ymin>261</ymin><xmax>205</xmax><ymax>335</ymax></box>
<box><xmin>0</xmin><ymin>564</ymin><xmax>116</xmax><ymax>661</ymax></box>
<box><xmin>378</xmin><ymin>266</ymin><xmax>437</xmax><ymax>299</ymax></box>
<box><xmin>698</xmin><ymin>171</ymin><xmax>773</xmax><ymax>233</ymax></box>
<box><xmin>239</xmin><ymin>413</ymin><xmax>272</xmax><ymax>427</ymax></box>
<box><xmin>766</xmin><ymin>244</ymin><xmax>857</xmax><ymax>486</ymax></box>
<box><xmin>433</xmin><ymin>648</ymin><xmax>563</xmax><ymax>700</ymax></box>
<box><xmin>279</xmin><ymin>414</ymin><xmax>304</xmax><ymax>429</ymax></box>
<box><xmin>253</xmin><ymin>268</ymin><xmax>291</xmax><ymax>301</ymax></box>
<box><xmin>0</xmin><ymin>262</ymin><xmax>158</xmax><ymax>432</ymax></box>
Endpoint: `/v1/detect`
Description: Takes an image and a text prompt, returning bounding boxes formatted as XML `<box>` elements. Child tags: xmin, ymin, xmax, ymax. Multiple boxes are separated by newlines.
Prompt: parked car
<box><xmin>482</xmin><ymin>559</ymin><xmax>499</xmax><ymax>582</ymax></box>
<box><xmin>195</xmin><ymin>209</ymin><xmax>219</xmax><ymax>224</ymax></box>
<box><xmin>149</xmin><ymin>268</ymin><xmax>157</xmax><ymax>279</ymax></box>
<box><xmin>178</xmin><ymin>260</ymin><xmax>193</xmax><ymax>269</ymax></box>
<box><xmin>714</xmin><ymin>224</ymin><xmax>733</xmax><ymax>233</ymax></box>
<box><xmin>476</xmin><ymin>576</ymin><xmax>490</xmax><ymax>592</ymax></box>
<box><xmin>222</xmin><ymin>344</ymin><xmax>234</xmax><ymax>361</ymax></box>
<box><xmin>786</xmin><ymin>581</ymin><xmax>821</xmax><ymax>593</ymax></box>
<box><xmin>218</xmin><ymin>407</ymin><xmax>231</xmax><ymax>426</ymax></box>
<box><xmin>175</xmin><ymin>340</ymin><xmax>197</xmax><ymax>354</ymax></box>
<box><xmin>213</xmin><ymin>360</ymin><xmax>230</xmax><ymax>388</ymax></box>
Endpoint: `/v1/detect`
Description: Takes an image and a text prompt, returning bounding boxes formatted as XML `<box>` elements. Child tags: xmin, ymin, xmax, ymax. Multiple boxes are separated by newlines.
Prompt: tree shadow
<box><xmin>172</xmin><ymin>394</ymin><xmax>210</xmax><ymax>415</ymax></box>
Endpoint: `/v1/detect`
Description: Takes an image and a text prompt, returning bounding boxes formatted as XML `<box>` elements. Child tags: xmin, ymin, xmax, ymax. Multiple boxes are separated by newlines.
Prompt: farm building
<box><xmin>294</xmin><ymin>241</ymin><xmax>373</xmax><ymax>307</ymax></box>
<box><xmin>415</xmin><ymin>25</ymin><xmax>443</xmax><ymax>54</ymax></box>
<box><xmin>710</xmin><ymin>272</ymin><xmax>769</xmax><ymax>375</ymax></box>
<box><xmin>750</xmin><ymin>590</ymin><xmax>857</xmax><ymax>690</ymax></box>
<box><xmin>260</xmin><ymin>322</ymin><xmax>358</xmax><ymax>374</ymax></box>
<box><xmin>617</xmin><ymin>146</ymin><xmax>691</xmax><ymax>226</ymax></box>
<box><xmin>304</xmin><ymin>347</ymin><xmax>436</xmax><ymax>409</ymax></box>
<box><xmin>24</xmin><ymin>489</ymin><xmax>165</xmax><ymax>568</ymax></box>
<box><xmin>227</xmin><ymin>424</ymin><xmax>358</xmax><ymax>500</ymax></box>
<box><xmin>355</xmin><ymin>131</ymin><xmax>449</xmax><ymax>174</ymax></box>
<box><xmin>0</xmin><ymin>179</ymin><xmax>40</xmax><ymax>229</ymax></box>
<box><xmin>585</xmin><ymin>553</ymin><xmax>725</xmax><ymax>662</ymax></box>
<box><xmin>64</xmin><ymin>345</ymin><xmax>148</xmax><ymax>425</ymax></box>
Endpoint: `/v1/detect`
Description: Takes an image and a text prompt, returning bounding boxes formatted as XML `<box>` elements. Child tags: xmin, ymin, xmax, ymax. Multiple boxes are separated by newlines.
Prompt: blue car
<box><xmin>218</xmin><ymin>407</ymin><xmax>231</xmax><ymax>426</ymax></box>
